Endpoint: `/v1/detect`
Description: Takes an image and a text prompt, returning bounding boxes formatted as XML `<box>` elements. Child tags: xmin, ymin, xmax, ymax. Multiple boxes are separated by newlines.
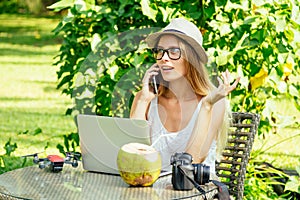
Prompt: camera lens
<box><xmin>193</xmin><ymin>163</ymin><xmax>210</xmax><ymax>185</ymax></box>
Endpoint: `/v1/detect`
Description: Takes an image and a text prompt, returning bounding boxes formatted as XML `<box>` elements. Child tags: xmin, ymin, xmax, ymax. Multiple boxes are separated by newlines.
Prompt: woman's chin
<box><xmin>162</xmin><ymin>75</ymin><xmax>186</xmax><ymax>83</ymax></box>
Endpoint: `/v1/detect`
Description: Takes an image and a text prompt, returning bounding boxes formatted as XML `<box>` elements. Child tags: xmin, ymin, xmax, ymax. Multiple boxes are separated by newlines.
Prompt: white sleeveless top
<box><xmin>148</xmin><ymin>97</ymin><xmax>216</xmax><ymax>172</ymax></box>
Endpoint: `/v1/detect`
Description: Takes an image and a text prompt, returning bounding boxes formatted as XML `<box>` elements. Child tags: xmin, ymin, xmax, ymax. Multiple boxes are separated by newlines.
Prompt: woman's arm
<box><xmin>130</xmin><ymin>64</ymin><xmax>160</xmax><ymax>119</ymax></box>
<box><xmin>185</xmin><ymin>70</ymin><xmax>240</xmax><ymax>163</ymax></box>
<box><xmin>185</xmin><ymin>99</ymin><xmax>225</xmax><ymax>163</ymax></box>
<box><xmin>130</xmin><ymin>91</ymin><xmax>151</xmax><ymax>120</ymax></box>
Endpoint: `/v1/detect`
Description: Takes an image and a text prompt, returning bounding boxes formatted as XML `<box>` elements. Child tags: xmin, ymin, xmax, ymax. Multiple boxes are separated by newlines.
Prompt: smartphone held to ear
<box><xmin>151</xmin><ymin>70</ymin><xmax>161</xmax><ymax>94</ymax></box>
<box><xmin>152</xmin><ymin>76</ymin><xmax>158</xmax><ymax>94</ymax></box>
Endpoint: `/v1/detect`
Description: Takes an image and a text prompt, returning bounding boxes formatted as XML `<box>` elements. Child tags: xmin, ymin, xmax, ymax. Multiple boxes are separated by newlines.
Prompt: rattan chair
<box><xmin>215</xmin><ymin>112</ymin><xmax>260</xmax><ymax>200</ymax></box>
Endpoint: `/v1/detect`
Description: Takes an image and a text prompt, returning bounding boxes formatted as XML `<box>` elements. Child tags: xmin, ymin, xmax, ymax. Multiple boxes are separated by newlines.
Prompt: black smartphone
<box><xmin>151</xmin><ymin>70</ymin><xmax>161</xmax><ymax>94</ymax></box>
<box><xmin>152</xmin><ymin>76</ymin><xmax>158</xmax><ymax>94</ymax></box>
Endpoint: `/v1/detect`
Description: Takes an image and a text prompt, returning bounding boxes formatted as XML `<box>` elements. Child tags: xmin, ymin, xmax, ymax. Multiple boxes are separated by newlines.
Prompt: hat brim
<box><xmin>145</xmin><ymin>32</ymin><xmax>208</xmax><ymax>64</ymax></box>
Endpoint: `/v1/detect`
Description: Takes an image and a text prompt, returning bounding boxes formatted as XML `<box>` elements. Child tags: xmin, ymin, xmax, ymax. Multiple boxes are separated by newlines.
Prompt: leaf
<box><xmin>76</xmin><ymin>88</ymin><xmax>94</xmax><ymax>99</ymax></box>
<box><xmin>65</xmin><ymin>108</ymin><xmax>73</xmax><ymax>115</ymax></box>
<box><xmin>74</xmin><ymin>0</ymin><xmax>88</xmax><ymax>11</ymax></box>
<box><xmin>108</xmin><ymin>65</ymin><xmax>119</xmax><ymax>80</ymax></box>
<box><xmin>236</xmin><ymin>65</ymin><xmax>249</xmax><ymax>88</ymax></box>
<box><xmin>284</xmin><ymin>27</ymin><xmax>295</xmax><ymax>42</ymax></box>
<box><xmin>277</xmin><ymin>81</ymin><xmax>287</xmax><ymax>93</ymax></box>
<box><xmin>276</xmin><ymin>17</ymin><xmax>286</xmax><ymax>32</ymax></box>
<box><xmin>64</xmin><ymin>135</ymin><xmax>70</xmax><ymax>152</ymax></box>
<box><xmin>283</xmin><ymin>63</ymin><xmax>293</xmax><ymax>77</ymax></box>
<box><xmin>56</xmin><ymin>144</ymin><xmax>65</xmax><ymax>155</ymax></box>
<box><xmin>4</xmin><ymin>138</ymin><xmax>17</xmax><ymax>156</ymax></box>
<box><xmin>215</xmin><ymin>0</ymin><xmax>227</xmax><ymax>7</ymax></box>
<box><xmin>73</xmin><ymin>72</ymin><xmax>85</xmax><ymax>87</ymax></box>
<box><xmin>140</xmin><ymin>0</ymin><xmax>158</xmax><ymax>22</ymax></box>
<box><xmin>291</xmin><ymin>0</ymin><xmax>300</xmax><ymax>24</ymax></box>
<box><xmin>275</xmin><ymin>113</ymin><xmax>296</xmax><ymax>128</ymax></box>
<box><xmin>251</xmin><ymin>29</ymin><xmax>267</xmax><ymax>43</ymax></box>
<box><xmin>91</xmin><ymin>33</ymin><xmax>101</xmax><ymax>52</ymax></box>
<box><xmin>289</xmin><ymin>85</ymin><xmax>300</xmax><ymax>98</ymax></box>
<box><xmin>284</xmin><ymin>176</ymin><xmax>300</xmax><ymax>193</ymax></box>
<box><xmin>18</xmin><ymin>130</ymin><xmax>29</xmax><ymax>135</ymax></box>
<box><xmin>159</xmin><ymin>6</ymin><xmax>176</xmax><ymax>22</ymax></box>
<box><xmin>294</xmin><ymin>97</ymin><xmax>300</xmax><ymax>111</ymax></box>
<box><xmin>57</xmin><ymin>74</ymin><xmax>73</xmax><ymax>89</ymax></box>
<box><xmin>277</xmin><ymin>43</ymin><xmax>289</xmax><ymax>53</ymax></box>
<box><xmin>262</xmin><ymin>46</ymin><xmax>273</xmax><ymax>58</ymax></box>
<box><xmin>216</xmin><ymin>53</ymin><xmax>228</xmax><ymax>66</ymax></box>
<box><xmin>262</xmin><ymin>99</ymin><xmax>277</xmax><ymax>119</ymax></box>
<box><xmin>250</xmin><ymin>68</ymin><xmax>268</xmax><ymax>90</ymax></box>
<box><xmin>33</xmin><ymin>128</ymin><xmax>42</xmax><ymax>136</ymax></box>
<box><xmin>244</xmin><ymin>16</ymin><xmax>258</xmax><ymax>25</ymax></box>
<box><xmin>225</xmin><ymin>0</ymin><xmax>246</xmax><ymax>11</ymax></box>
<box><xmin>215</xmin><ymin>47</ymin><xmax>236</xmax><ymax>66</ymax></box>
<box><xmin>219</xmin><ymin>23</ymin><xmax>231</xmax><ymax>36</ymax></box>
<box><xmin>44</xmin><ymin>142</ymin><xmax>49</xmax><ymax>150</ymax></box>
<box><xmin>249</xmin><ymin>63</ymin><xmax>261</xmax><ymax>76</ymax></box>
<box><xmin>203</xmin><ymin>3</ymin><xmax>215</xmax><ymax>19</ymax></box>
<box><xmin>296</xmin><ymin>166</ymin><xmax>300</xmax><ymax>175</ymax></box>
<box><xmin>235</xmin><ymin>32</ymin><xmax>249</xmax><ymax>49</ymax></box>
<box><xmin>47</xmin><ymin>0</ymin><xmax>75</xmax><ymax>11</ymax></box>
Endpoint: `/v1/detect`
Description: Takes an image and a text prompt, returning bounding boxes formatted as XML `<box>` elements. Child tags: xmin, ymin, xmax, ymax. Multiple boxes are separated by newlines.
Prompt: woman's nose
<box><xmin>161</xmin><ymin>51</ymin><xmax>170</xmax><ymax>61</ymax></box>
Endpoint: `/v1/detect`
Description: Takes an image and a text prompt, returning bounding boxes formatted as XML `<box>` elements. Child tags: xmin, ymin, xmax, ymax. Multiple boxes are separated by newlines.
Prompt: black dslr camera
<box><xmin>170</xmin><ymin>152</ymin><xmax>210</xmax><ymax>190</ymax></box>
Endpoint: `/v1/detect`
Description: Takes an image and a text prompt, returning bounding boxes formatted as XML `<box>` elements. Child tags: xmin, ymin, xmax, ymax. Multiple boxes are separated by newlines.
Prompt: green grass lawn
<box><xmin>0</xmin><ymin>14</ymin><xmax>299</xmax><ymax>176</ymax></box>
<box><xmin>0</xmin><ymin>14</ymin><xmax>76</xmax><ymax>159</ymax></box>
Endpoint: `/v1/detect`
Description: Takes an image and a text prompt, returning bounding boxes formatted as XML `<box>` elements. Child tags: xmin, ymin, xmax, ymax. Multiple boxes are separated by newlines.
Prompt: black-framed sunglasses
<box><xmin>152</xmin><ymin>47</ymin><xmax>181</xmax><ymax>60</ymax></box>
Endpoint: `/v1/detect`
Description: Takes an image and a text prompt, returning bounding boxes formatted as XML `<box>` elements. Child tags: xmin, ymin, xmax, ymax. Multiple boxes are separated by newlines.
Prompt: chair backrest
<box><xmin>215</xmin><ymin>112</ymin><xmax>260</xmax><ymax>200</ymax></box>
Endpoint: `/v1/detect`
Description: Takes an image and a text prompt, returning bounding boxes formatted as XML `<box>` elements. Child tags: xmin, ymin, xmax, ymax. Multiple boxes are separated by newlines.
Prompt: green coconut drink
<box><xmin>117</xmin><ymin>143</ymin><xmax>162</xmax><ymax>186</ymax></box>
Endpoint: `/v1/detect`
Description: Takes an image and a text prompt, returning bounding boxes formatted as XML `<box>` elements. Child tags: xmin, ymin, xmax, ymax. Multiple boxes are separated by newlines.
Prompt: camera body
<box><xmin>170</xmin><ymin>152</ymin><xmax>210</xmax><ymax>190</ymax></box>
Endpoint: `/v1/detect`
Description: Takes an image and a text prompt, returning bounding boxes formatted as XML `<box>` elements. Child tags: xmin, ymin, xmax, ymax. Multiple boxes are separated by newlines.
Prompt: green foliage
<box><xmin>285</xmin><ymin>167</ymin><xmax>300</xmax><ymax>197</ymax></box>
<box><xmin>0</xmin><ymin>0</ymin><xmax>27</xmax><ymax>14</ymax></box>
<box><xmin>244</xmin><ymin>160</ymin><xmax>280</xmax><ymax>199</ymax></box>
<box><xmin>202</xmin><ymin>0</ymin><xmax>300</xmax><ymax>135</ymax></box>
<box><xmin>51</xmin><ymin>0</ymin><xmax>299</xmax><ymax>134</ymax></box>
<box><xmin>0</xmin><ymin>155</ymin><xmax>33</xmax><ymax>174</ymax></box>
<box><xmin>18</xmin><ymin>127</ymin><xmax>43</xmax><ymax>136</ymax></box>
<box><xmin>0</xmin><ymin>0</ymin><xmax>59</xmax><ymax>15</ymax></box>
<box><xmin>4</xmin><ymin>138</ymin><xmax>17</xmax><ymax>156</ymax></box>
<box><xmin>51</xmin><ymin>0</ymin><xmax>160</xmax><ymax>117</ymax></box>
<box><xmin>244</xmin><ymin>156</ymin><xmax>300</xmax><ymax>200</ymax></box>
<box><xmin>244</xmin><ymin>134</ymin><xmax>300</xmax><ymax>199</ymax></box>
<box><xmin>1</xmin><ymin>136</ymin><xmax>38</xmax><ymax>174</ymax></box>
<box><xmin>56</xmin><ymin>132</ymin><xmax>80</xmax><ymax>155</ymax></box>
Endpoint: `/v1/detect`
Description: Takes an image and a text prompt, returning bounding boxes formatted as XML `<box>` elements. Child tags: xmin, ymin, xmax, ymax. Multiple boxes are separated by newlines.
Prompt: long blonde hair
<box><xmin>156</xmin><ymin>35</ymin><xmax>230</xmax><ymax>160</ymax></box>
<box><xmin>180</xmin><ymin>38</ymin><xmax>230</xmax><ymax>161</ymax></box>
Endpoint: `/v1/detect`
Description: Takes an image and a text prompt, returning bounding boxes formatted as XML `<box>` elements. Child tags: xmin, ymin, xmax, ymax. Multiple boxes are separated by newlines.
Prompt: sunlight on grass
<box><xmin>0</xmin><ymin>14</ymin><xmax>76</xmax><ymax>157</ymax></box>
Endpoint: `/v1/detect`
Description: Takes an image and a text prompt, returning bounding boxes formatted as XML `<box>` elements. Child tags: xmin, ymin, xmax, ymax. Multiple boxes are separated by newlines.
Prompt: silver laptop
<box><xmin>77</xmin><ymin>114</ymin><xmax>151</xmax><ymax>175</ymax></box>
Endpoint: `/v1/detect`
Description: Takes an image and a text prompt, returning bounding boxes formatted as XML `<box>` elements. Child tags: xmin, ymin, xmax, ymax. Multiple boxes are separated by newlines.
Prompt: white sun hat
<box><xmin>145</xmin><ymin>18</ymin><xmax>208</xmax><ymax>64</ymax></box>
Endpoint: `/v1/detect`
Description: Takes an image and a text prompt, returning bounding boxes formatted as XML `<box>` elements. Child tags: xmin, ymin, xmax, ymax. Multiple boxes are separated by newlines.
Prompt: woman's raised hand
<box><xmin>140</xmin><ymin>64</ymin><xmax>160</xmax><ymax>102</ymax></box>
<box><xmin>130</xmin><ymin>64</ymin><xmax>160</xmax><ymax>119</ymax></box>
<box><xmin>217</xmin><ymin>69</ymin><xmax>240</xmax><ymax>96</ymax></box>
<box><xmin>206</xmin><ymin>69</ymin><xmax>240</xmax><ymax>105</ymax></box>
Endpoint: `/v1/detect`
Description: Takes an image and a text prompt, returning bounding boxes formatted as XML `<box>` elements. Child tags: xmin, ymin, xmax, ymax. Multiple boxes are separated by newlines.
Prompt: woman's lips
<box><xmin>161</xmin><ymin>66</ymin><xmax>174</xmax><ymax>71</ymax></box>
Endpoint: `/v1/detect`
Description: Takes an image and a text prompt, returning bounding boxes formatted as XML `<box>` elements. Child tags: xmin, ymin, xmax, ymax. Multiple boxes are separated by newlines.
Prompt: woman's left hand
<box><xmin>217</xmin><ymin>69</ymin><xmax>240</xmax><ymax>96</ymax></box>
<box><xmin>205</xmin><ymin>69</ymin><xmax>240</xmax><ymax>105</ymax></box>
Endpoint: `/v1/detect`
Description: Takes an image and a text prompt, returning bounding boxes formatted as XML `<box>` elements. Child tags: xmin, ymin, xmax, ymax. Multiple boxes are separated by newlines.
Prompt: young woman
<box><xmin>130</xmin><ymin>18</ymin><xmax>240</xmax><ymax>172</ymax></box>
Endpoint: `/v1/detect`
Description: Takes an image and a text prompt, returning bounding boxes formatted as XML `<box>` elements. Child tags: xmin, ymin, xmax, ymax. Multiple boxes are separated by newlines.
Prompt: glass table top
<box><xmin>0</xmin><ymin>164</ymin><xmax>218</xmax><ymax>200</ymax></box>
